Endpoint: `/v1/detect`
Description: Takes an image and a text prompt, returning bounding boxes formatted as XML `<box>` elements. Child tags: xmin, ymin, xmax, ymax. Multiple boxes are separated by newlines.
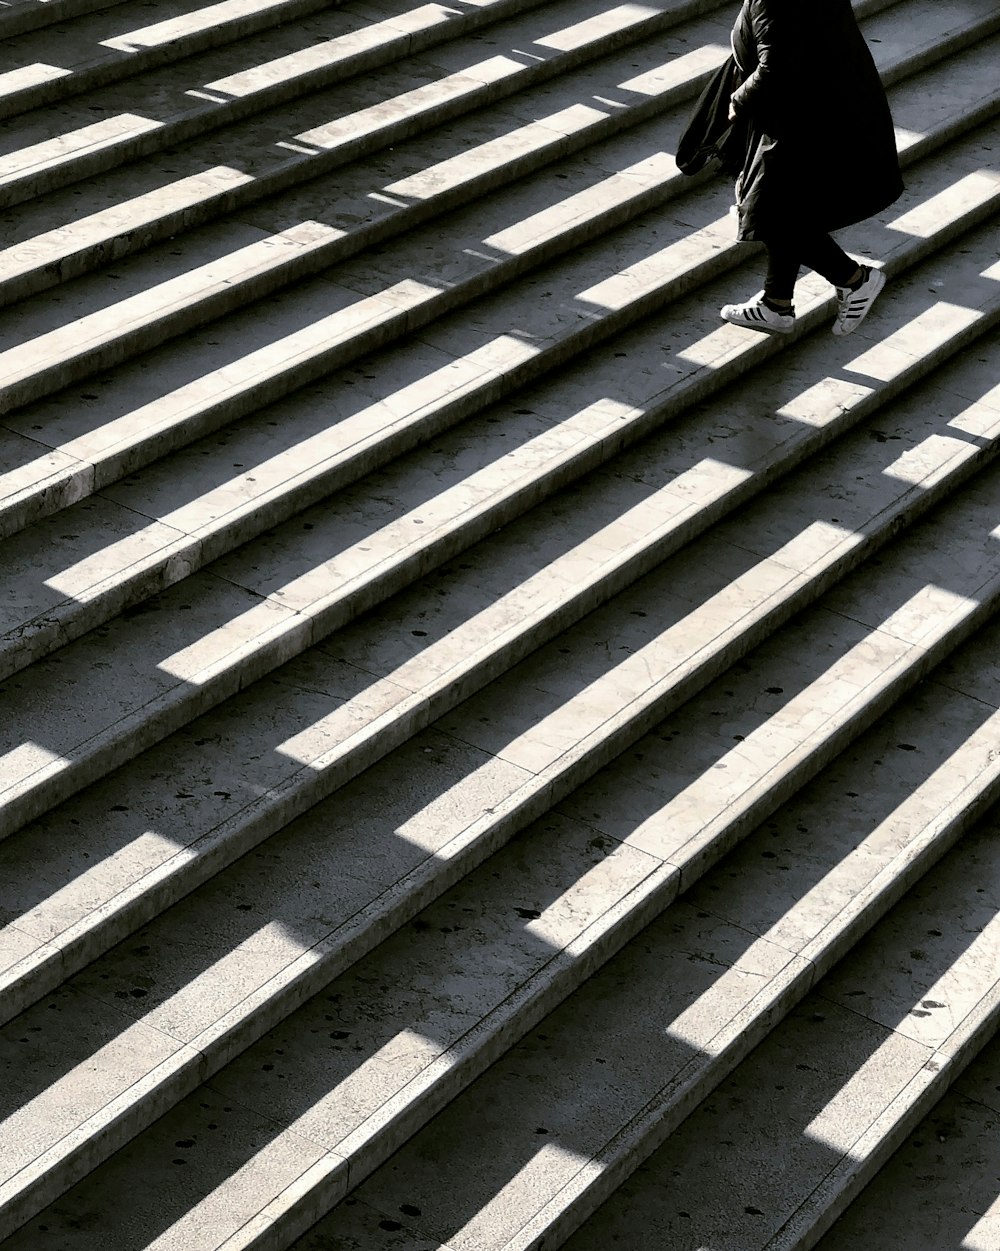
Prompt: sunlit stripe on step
<box><xmin>203</xmin><ymin>4</ymin><xmax>466</xmax><ymax>98</ymax></box>
<box><xmin>533</xmin><ymin>3</ymin><xmax>667</xmax><ymax>53</ymax></box>
<box><xmin>617</xmin><ymin>39</ymin><xmax>729</xmax><ymax>94</ymax></box>
<box><xmin>0</xmin><ymin>114</ymin><xmax>162</xmax><ymax>185</ymax></box>
<box><xmin>965</xmin><ymin>1204</ymin><xmax>1000</xmax><ymax>1251</ymax></box>
<box><xmin>881</xmin><ymin>431</ymin><xmax>984</xmax><ymax>487</ymax></box>
<box><xmin>483</xmin><ymin>153</ymin><xmax>679</xmax><ymax>256</ymax></box>
<box><xmin>0</xmin><ymin>742</ymin><xmax>67</xmax><ymax>794</ymax></box>
<box><xmin>0</xmin><ymin>166</ymin><xmax>256</xmax><ymax>289</ymax></box>
<box><xmin>382</xmin><ymin>106</ymin><xmax>613</xmax><ymax>200</ymax></box>
<box><xmin>895</xmin><ymin>124</ymin><xmax>929</xmax><ymax>155</ymax></box>
<box><xmin>101</xmin><ymin>0</ymin><xmax>302</xmax><ymax>52</ymax></box>
<box><xmin>576</xmin><ymin>216</ymin><xmax>733</xmax><ymax>312</ymax></box>
<box><xmin>888</xmin><ymin>169</ymin><xmax>1000</xmax><ymax>238</ymax></box>
<box><xmin>0</xmin><ymin>63</ymin><xmax>71</xmax><ymax>99</ymax></box>
<box><xmin>297</xmin><ymin>55</ymin><xmax>534</xmax><ymax>152</ymax></box>
<box><xmin>0</xmin><ymin>221</ymin><xmax>347</xmax><ymax>392</ymax></box>
<box><xmin>846</xmin><ymin>302</ymin><xmax>986</xmax><ymax>383</ymax></box>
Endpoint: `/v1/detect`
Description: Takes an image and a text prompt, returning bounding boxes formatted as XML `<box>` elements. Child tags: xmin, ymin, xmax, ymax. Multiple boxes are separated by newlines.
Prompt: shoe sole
<box><xmin>832</xmin><ymin>268</ymin><xmax>887</xmax><ymax>336</ymax></box>
<box><xmin>720</xmin><ymin>310</ymin><xmax>795</xmax><ymax>336</ymax></box>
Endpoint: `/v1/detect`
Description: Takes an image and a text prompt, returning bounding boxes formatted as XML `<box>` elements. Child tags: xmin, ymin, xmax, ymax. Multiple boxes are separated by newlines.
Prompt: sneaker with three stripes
<box><xmin>833</xmin><ymin>264</ymin><xmax>886</xmax><ymax>336</ymax></box>
<box><xmin>720</xmin><ymin>293</ymin><xmax>795</xmax><ymax>335</ymax></box>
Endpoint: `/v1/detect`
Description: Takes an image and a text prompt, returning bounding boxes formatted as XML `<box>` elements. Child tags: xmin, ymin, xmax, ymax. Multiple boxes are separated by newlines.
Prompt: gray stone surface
<box><xmin>560</xmin><ymin>1001</ymin><xmax>933</xmax><ymax>1251</ymax></box>
<box><xmin>813</xmin><ymin>1084</ymin><xmax>1000</xmax><ymax>1251</ymax></box>
<box><xmin>354</xmin><ymin>901</ymin><xmax>802</xmax><ymax>1251</ymax></box>
<box><xmin>2</xmin><ymin>0</ymin><xmax>1000</xmax><ymax>1246</ymax></box>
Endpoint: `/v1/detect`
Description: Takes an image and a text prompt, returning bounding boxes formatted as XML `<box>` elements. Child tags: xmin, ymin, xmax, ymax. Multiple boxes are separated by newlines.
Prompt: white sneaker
<box><xmin>720</xmin><ymin>294</ymin><xmax>795</xmax><ymax>335</ymax></box>
<box><xmin>833</xmin><ymin>265</ymin><xmax>886</xmax><ymax>336</ymax></box>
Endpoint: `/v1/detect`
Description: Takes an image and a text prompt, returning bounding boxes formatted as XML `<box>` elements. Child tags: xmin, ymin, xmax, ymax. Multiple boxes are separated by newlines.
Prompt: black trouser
<box><xmin>763</xmin><ymin>231</ymin><xmax>859</xmax><ymax>302</ymax></box>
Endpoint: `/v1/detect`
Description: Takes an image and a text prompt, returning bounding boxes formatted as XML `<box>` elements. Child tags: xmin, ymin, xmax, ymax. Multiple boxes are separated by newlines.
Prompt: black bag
<box><xmin>677</xmin><ymin>56</ymin><xmax>748</xmax><ymax>178</ymax></box>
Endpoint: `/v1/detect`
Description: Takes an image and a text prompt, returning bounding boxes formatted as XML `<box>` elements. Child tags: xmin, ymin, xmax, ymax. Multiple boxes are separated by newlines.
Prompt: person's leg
<box><xmin>763</xmin><ymin>239</ymin><xmax>801</xmax><ymax>308</ymax></box>
<box><xmin>773</xmin><ymin>228</ymin><xmax>887</xmax><ymax>336</ymax></box>
<box><xmin>721</xmin><ymin>226</ymin><xmax>886</xmax><ymax>336</ymax></box>
<box><xmin>794</xmin><ymin>231</ymin><xmax>861</xmax><ymax>290</ymax></box>
<box><xmin>791</xmin><ymin>229</ymin><xmax>888</xmax><ymax>336</ymax></box>
<box><xmin>719</xmin><ymin>236</ymin><xmax>799</xmax><ymax>334</ymax></box>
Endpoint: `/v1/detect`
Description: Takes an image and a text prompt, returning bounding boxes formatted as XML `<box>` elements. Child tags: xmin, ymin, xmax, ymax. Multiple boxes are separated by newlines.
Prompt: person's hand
<box><xmin>728</xmin><ymin>98</ymin><xmax>737</xmax><ymax>121</ymax></box>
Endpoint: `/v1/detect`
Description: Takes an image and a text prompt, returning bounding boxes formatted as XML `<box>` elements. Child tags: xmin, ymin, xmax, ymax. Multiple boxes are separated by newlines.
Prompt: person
<box><xmin>720</xmin><ymin>0</ymin><xmax>903</xmax><ymax>336</ymax></box>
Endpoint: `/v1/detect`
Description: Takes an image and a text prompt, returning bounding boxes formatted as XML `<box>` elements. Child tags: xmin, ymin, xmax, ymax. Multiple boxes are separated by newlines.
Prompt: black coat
<box><xmin>729</xmin><ymin>0</ymin><xmax>903</xmax><ymax>241</ymax></box>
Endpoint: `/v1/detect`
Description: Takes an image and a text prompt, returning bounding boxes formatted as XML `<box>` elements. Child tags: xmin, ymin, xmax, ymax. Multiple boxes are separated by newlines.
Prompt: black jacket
<box><xmin>728</xmin><ymin>0</ymin><xmax>903</xmax><ymax>240</ymax></box>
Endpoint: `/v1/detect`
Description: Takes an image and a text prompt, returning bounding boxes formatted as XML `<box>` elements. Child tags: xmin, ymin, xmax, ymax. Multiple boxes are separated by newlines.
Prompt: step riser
<box><xmin>4</xmin><ymin>161</ymin><xmax>999</xmax><ymax>849</ymax></box>
<box><xmin>0</xmin><ymin>0</ymin><xmax>725</xmax><ymax>212</ymax></box>
<box><xmin>8</xmin><ymin>328</ymin><xmax>1000</xmax><ymax>1238</ymax></box>
<box><xmin>0</xmin><ymin>0</ymin><xmax>117</xmax><ymax>39</ymax></box>
<box><xmin>0</xmin><ymin>58</ymin><xmax>718</xmax><ymax>312</ymax></box>
<box><xmin>0</xmin><ymin>0</ymin><xmax>339</xmax><ymax>121</ymax></box>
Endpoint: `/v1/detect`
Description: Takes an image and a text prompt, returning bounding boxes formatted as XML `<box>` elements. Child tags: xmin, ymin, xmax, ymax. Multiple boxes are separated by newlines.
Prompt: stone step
<box><xmin>0</xmin><ymin>0</ymin><xmax>119</xmax><ymax>41</ymax></box>
<box><xmin>1</xmin><ymin>238</ymin><xmax>999</xmax><ymax>1238</ymax></box>
<box><xmin>813</xmin><ymin>1027</ymin><xmax>1000</xmax><ymax>1250</ymax></box>
<box><xmin>0</xmin><ymin>0</ymin><xmax>337</xmax><ymax>120</ymax></box>
<box><xmin>0</xmin><ymin>94</ymin><xmax>997</xmax><ymax>977</ymax></box>
<box><xmin>0</xmin><ymin>0</ymin><xmax>927</xmax><ymax>312</ymax></box>
<box><xmin>275</xmin><ymin>590</ymin><xmax>1000</xmax><ymax>1251</ymax></box>
<box><xmin>7</xmin><ymin>384</ymin><xmax>1000</xmax><ymax>1249</ymax></box>
<box><xmin>0</xmin><ymin>0</ymin><xmax>986</xmax><ymax>420</ymax></box>
<box><xmin>1</xmin><ymin>23</ymin><xmax>997</xmax><ymax>703</ymax></box>
<box><xmin>0</xmin><ymin>85</ymin><xmax>996</xmax><ymax>862</ymax></box>
<box><xmin>552</xmin><ymin>761</ymin><xmax>1000</xmax><ymax>1251</ymax></box>
<box><xmin>0</xmin><ymin>0</ymin><xmax>729</xmax><ymax>211</ymax></box>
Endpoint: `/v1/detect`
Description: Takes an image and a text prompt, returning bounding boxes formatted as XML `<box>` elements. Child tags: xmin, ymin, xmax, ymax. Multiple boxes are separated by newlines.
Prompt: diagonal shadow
<box><xmin>3</xmin><ymin>373</ymin><xmax>1000</xmax><ymax>1246</ymax></box>
<box><xmin>1</xmin><ymin>244</ymin><xmax>999</xmax><ymax>1002</ymax></box>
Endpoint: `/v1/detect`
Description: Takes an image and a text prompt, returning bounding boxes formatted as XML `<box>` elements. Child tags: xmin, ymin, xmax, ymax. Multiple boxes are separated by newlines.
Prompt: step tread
<box><xmin>0</xmin><ymin>0</ymin><xmax>716</xmax><ymax>206</ymax></box>
<box><xmin>1</xmin><ymin>38</ymin><xmax>996</xmax><ymax>684</ymax></box>
<box><xmin>0</xmin><ymin>0</ymin><xmax>336</xmax><ymax>118</ymax></box>
<box><xmin>2</xmin><ymin>236</ymin><xmax>1000</xmax><ymax>1237</ymax></box>
<box><xmin>0</xmin><ymin>161</ymin><xmax>997</xmax><ymax>1021</ymax></box>
<box><xmin>10</xmin><ymin>512</ymin><xmax>1000</xmax><ymax>1248</ymax></box>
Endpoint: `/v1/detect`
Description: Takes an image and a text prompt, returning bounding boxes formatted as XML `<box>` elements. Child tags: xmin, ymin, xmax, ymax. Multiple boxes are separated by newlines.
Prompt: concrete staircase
<box><xmin>0</xmin><ymin>0</ymin><xmax>999</xmax><ymax>1246</ymax></box>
